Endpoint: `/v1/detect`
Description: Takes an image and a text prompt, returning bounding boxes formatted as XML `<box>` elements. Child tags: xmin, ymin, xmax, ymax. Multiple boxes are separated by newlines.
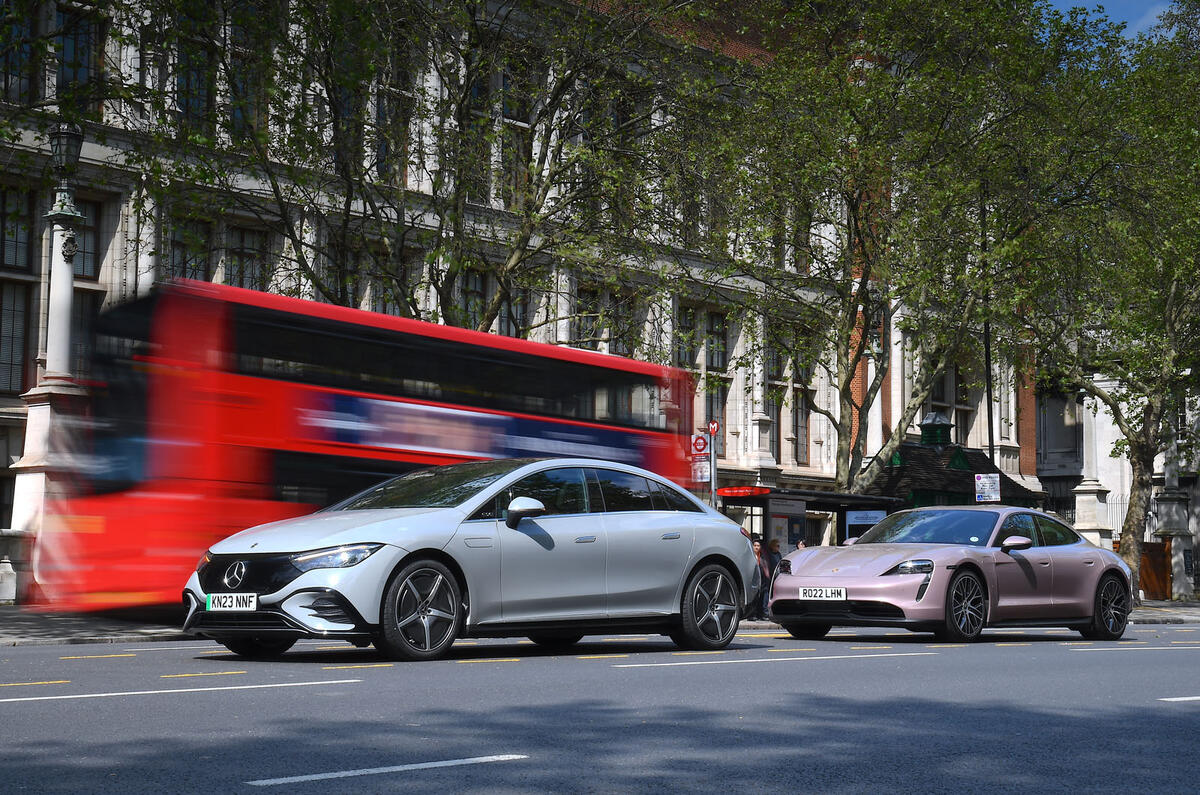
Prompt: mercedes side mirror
<box><xmin>505</xmin><ymin>496</ymin><xmax>546</xmax><ymax>529</ymax></box>
<box><xmin>843</xmin><ymin>537</ymin><xmax>858</xmax><ymax>546</ymax></box>
<box><xmin>1000</xmin><ymin>535</ymin><xmax>1033</xmax><ymax>553</ymax></box>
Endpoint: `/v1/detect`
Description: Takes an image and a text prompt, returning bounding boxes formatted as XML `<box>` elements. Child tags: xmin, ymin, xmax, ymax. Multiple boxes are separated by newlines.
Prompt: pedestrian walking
<box><xmin>751</xmin><ymin>537</ymin><xmax>769</xmax><ymax>619</ymax></box>
<box><xmin>761</xmin><ymin>538</ymin><xmax>782</xmax><ymax>619</ymax></box>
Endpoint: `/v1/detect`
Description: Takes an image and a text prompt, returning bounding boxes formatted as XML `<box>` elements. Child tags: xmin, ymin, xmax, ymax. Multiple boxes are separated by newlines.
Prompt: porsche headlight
<box><xmin>291</xmin><ymin>543</ymin><xmax>383</xmax><ymax>572</ymax></box>
<box><xmin>886</xmin><ymin>559</ymin><xmax>934</xmax><ymax>576</ymax></box>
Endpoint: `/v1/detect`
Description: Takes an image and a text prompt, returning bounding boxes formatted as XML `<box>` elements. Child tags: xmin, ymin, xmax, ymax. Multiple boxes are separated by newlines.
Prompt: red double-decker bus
<box><xmin>35</xmin><ymin>280</ymin><xmax>693</xmax><ymax>611</ymax></box>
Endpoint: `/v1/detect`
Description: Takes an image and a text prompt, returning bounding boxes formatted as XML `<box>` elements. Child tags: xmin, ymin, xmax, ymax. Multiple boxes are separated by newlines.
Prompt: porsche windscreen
<box><xmin>856</xmin><ymin>510</ymin><xmax>999</xmax><ymax>546</ymax></box>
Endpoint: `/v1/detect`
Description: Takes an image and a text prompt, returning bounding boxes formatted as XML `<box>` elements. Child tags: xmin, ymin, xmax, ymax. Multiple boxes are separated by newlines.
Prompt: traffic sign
<box><xmin>975</xmin><ymin>473</ymin><xmax>1001</xmax><ymax>503</ymax></box>
<box><xmin>708</xmin><ymin>419</ymin><xmax>720</xmax><ymax>436</ymax></box>
<box><xmin>691</xmin><ymin>434</ymin><xmax>708</xmax><ymax>455</ymax></box>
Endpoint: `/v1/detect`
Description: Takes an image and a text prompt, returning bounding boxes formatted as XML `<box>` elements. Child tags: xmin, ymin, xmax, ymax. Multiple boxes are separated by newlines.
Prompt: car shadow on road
<box><xmin>190</xmin><ymin>637</ymin><xmax>777</xmax><ymax>664</ymax></box>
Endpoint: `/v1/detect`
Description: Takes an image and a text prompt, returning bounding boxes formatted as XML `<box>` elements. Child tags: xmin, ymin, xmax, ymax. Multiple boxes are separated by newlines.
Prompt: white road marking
<box><xmin>0</xmin><ymin>679</ymin><xmax>361</xmax><ymax>704</ymax></box>
<box><xmin>121</xmin><ymin>646</ymin><xmax>218</xmax><ymax>652</ymax></box>
<box><xmin>1069</xmin><ymin>647</ymin><xmax>1200</xmax><ymax>653</ymax></box>
<box><xmin>614</xmin><ymin>652</ymin><xmax>936</xmax><ymax>668</ymax></box>
<box><xmin>1159</xmin><ymin>696</ymin><xmax>1200</xmax><ymax>702</ymax></box>
<box><xmin>245</xmin><ymin>753</ymin><xmax>529</xmax><ymax>786</ymax></box>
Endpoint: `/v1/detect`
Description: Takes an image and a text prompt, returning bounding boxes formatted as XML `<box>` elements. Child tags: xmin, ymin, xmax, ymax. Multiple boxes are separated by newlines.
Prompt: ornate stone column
<box><xmin>9</xmin><ymin>124</ymin><xmax>88</xmax><ymax>601</ymax></box>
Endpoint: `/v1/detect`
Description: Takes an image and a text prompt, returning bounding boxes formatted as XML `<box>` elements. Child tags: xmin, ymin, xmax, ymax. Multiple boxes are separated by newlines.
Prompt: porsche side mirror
<box><xmin>1001</xmin><ymin>535</ymin><xmax>1033</xmax><ymax>553</ymax></box>
<box><xmin>843</xmin><ymin>537</ymin><xmax>858</xmax><ymax>546</ymax></box>
<box><xmin>505</xmin><ymin>496</ymin><xmax>546</xmax><ymax>529</ymax></box>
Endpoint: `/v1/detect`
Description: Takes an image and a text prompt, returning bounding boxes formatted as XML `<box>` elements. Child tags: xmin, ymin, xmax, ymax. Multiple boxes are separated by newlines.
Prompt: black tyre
<box><xmin>941</xmin><ymin>569</ymin><xmax>986</xmax><ymax>642</ymax></box>
<box><xmin>1078</xmin><ymin>574</ymin><xmax>1130</xmax><ymax>640</ymax></box>
<box><xmin>672</xmin><ymin>563</ymin><xmax>741</xmax><ymax>650</ymax></box>
<box><xmin>376</xmin><ymin>559</ymin><xmax>462</xmax><ymax>661</ymax></box>
<box><xmin>781</xmin><ymin>622</ymin><xmax>831</xmax><ymax>640</ymax></box>
<box><xmin>218</xmin><ymin>637</ymin><xmax>296</xmax><ymax>659</ymax></box>
<box><xmin>528</xmin><ymin>634</ymin><xmax>584</xmax><ymax>651</ymax></box>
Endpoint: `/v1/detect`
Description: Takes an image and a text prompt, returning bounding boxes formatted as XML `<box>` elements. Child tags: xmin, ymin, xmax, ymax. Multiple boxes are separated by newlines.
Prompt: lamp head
<box><xmin>50</xmin><ymin>122</ymin><xmax>84</xmax><ymax>173</ymax></box>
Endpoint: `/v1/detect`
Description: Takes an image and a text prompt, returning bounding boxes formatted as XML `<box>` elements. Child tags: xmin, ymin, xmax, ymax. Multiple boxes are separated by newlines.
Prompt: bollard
<box><xmin>0</xmin><ymin>556</ymin><xmax>15</xmax><ymax>604</ymax></box>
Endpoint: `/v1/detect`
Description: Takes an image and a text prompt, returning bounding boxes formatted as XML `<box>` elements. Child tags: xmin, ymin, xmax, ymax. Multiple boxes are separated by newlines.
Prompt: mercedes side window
<box><xmin>993</xmin><ymin>513</ymin><xmax>1037</xmax><ymax>547</ymax></box>
<box><xmin>508</xmin><ymin>468</ymin><xmax>588</xmax><ymax>516</ymax></box>
<box><xmin>468</xmin><ymin>491</ymin><xmax>505</xmax><ymax>521</ymax></box>
<box><xmin>1035</xmin><ymin>516</ymin><xmax>1079</xmax><ymax>546</ymax></box>
<box><xmin>595</xmin><ymin>469</ymin><xmax>655</xmax><ymax>512</ymax></box>
<box><xmin>649</xmin><ymin>480</ymin><xmax>705</xmax><ymax>513</ymax></box>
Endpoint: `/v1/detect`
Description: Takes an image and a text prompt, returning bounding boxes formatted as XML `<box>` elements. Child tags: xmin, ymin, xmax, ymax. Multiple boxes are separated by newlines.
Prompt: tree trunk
<box><xmin>1119</xmin><ymin>447</ymin><xmax>1155</xmax><ymax>605</ymax></box>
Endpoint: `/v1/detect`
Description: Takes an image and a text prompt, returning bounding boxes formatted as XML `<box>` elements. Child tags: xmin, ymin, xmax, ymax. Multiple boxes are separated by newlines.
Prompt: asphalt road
<box><xmin>2</xmin><ymin>626</ymin><xmax>1198</xmax><ymax>793</ymax></box>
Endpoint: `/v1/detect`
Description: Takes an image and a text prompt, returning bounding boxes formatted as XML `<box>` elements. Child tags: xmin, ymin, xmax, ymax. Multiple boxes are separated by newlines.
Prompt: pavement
<box><xmin>2</xmin><ymin>599</ymin><xmax>1199</xmax><ymax>647</ymax></box>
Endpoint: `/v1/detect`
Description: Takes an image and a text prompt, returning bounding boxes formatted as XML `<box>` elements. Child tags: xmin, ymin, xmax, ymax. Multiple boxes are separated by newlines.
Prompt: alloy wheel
<box><xmin>1099</xmin><ymin>577</ymin><xmax>1129</xmax><ymax>634</ymax></box>
<box><xmin>950</xmin><ymin>574</ymin><xmax>985</xmax><ymax>637</ymax></box>
<box><xmin>691</xmin><ymin>570</ymin><xmax>738</xmax><ymax>644</ymax></box>
<box><xmin>394</xmin><ymin>568</ymin><xmax>458</xmax><ymax>652</ymax></box>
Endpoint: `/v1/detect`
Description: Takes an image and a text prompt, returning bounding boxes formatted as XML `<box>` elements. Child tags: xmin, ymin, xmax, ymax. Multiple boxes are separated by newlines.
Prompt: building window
<box><xmin>999</xmin><ymin>364</ymin><xmax>1013</xmax><ymax>442</ymax></box>
<box><xmin>458</xmin><ymin>269</ymin><xmax>485</xmax><ymax>329</ymax></box>
<box><xmin>497</xmin><ymin>287</ymin><xmax>529</xmax><ymax>338</ymax></box>
<box><xmin>375</xmin><ymin>44</ymin><xmax>417</xmax><ymax>184</ymax></box>
<box><xmin>0</xmin><ymin>282</ymin><xmax>28</xmax><ymax>393</ymax></box>
<box><xmin>765</xmin><ymin>394</ymin><xmax>781</xmax><ymax>463</ymax></box>
<box><xmin>674</xmin><ymin>304</ymin><xmax>696</xmax><ymax>368</ymax></box>
<box><xmin>930</xmin><ymin>367</ymin><xmax>972</xmax><ymax>446</ymax></box>
<box><xmin>572</xmin><ymin>288</ymin><xmax>601</xmax><ymax>350</ymax></box>
<box><xmin>176</xmin><ymin>32</ymin><xmax>215</xmax><ymax>136</ymax></box>
<box><xmin>226</xmin><ymin>226</ymin><xmax>269</xmax><ymax>290</ymax></box>
<box><xmin>56</xmin><ymin>4</ymin><xmax>104</xmax><ymax>116</ymax></box>
<box><xmin>792</xmin><ymin>388</ymin><xmax>809</xmax><ymax>465</ymax></box>
<box><xmin>705</xmin><ymin>379</ymin><xmax>728</xmax><ymax>458</ymax></box>
<box><xmin>609</xmin><ymin>295</ymin><xmax>637</xmax><ymax>357</ymax></box>
<box><xmin>705</xmin><ymin>311</ymin><xmax>727</xmax><ymax>371</ymax></box>
<box><xmin>500</xmin><ymin>55</ymin><xmax>538</xmax><ymax>211</ymax></box>
<box><xmin>1</xmin><ymin>187</ymin><xmax>33</xmax><ymax>271</ymax></box>
<box><xmin>226</xmin><ymin>2</ymin><xmax>271</xmax><ymax>142</ymax></box>
<box><xmin>73</xmin><ymin>200</ymin><xmax>101</xmax><ymax>278</ymax></box>
<box><xmin>463</xmin><ymin>71</ymin><xmax>492</xmax><ymax>205</ymax></box>
<box><xmin>2</xmin><ymin>1</ymin><xmax>36</xmax><ymax>104</ymax></box>
<box><xmin>166</xmin><ymin>218</ymin><xmax>212</xmax><ymax>280</ymax></box>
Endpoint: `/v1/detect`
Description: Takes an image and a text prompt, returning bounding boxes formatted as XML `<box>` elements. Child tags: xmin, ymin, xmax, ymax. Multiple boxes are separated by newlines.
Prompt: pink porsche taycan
<box><xmin>768</xmin><ymin>506</ymin><xmax>1132</xmax><ymax>642</ymax></box>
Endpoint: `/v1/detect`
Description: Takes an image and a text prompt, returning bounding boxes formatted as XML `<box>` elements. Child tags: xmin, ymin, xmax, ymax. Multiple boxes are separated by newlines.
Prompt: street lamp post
<box><xmin>7</xmin><ymin>122</ymin><xmax>88</xmax><ymax>602</ymax></box>
<box><xmin>44</xmin><ymin>122</ymin><xmax>85</xmax><ymax>380</ymax></box>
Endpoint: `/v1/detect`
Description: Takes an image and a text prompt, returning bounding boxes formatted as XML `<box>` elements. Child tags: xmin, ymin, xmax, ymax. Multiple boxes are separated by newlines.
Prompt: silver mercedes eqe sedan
<box><xmin>183</xmin><ymin>458</ymin><xmax>759</xmax><ymax>660</ymax></box>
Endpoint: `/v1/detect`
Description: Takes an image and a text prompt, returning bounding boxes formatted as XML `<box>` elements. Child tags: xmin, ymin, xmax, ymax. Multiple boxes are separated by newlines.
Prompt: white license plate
<box><xmin>206</xmin><ymin>593</ymin><xmax>258</xmax><ymax>611</ymax></box>
<box><xmin>800</xmin><ymin>586</ymin><xmax>846</xmax><ymax>601</ymax></box>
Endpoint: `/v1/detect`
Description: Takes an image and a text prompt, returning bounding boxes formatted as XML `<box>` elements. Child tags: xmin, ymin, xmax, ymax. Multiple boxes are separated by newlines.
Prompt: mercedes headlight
<box><xmin>291</xmin><ymin>543</ymin><xmax>383</xmax><ymax>572</ymax></box>
<box><xmin>196</xmin><ymin>551</ymin><xmax>212</xmax><ymax>572</ymax></box>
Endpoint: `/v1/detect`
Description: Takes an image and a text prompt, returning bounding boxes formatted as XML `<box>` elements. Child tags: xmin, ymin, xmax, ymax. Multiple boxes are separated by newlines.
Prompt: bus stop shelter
<box><xmin>717</xmin><ymin>487</ymin><xmax>902</xmax><ymax>549</ymax></box>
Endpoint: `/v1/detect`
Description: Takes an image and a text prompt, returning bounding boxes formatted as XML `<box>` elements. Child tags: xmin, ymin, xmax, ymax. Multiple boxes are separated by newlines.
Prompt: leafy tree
<box><xmin>108</xmin><ymin>0</ymin><xmax>690</xmax><ymax>331</ymax></box>
<box><xmin>1017</xmin><ymin>1</ymin><xmax>1200</xmax><ymax>595</ymax></box>
<box><xmin>674</xmin><ymin>0</ymin><xmax>1128</xmax><ymax>492</ymax></box>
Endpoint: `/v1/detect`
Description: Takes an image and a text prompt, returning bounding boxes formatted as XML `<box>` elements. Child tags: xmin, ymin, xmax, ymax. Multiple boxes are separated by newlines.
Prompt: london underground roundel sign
<box><xmin>691</xmin><ymin>435</ymin><xmax>708</xmax><ymax>454</ymax></box>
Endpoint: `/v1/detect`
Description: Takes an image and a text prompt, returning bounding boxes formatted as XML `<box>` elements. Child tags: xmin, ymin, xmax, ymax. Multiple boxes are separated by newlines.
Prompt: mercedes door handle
<box><xmin>1037</xmin><ymin>560</ymin><xmax>1051</xmax><ymax>567</ymax></box>
<box><xmin>661</xmin><ymin>532</ymin><xmax>681</xmax><ymax>540</ymax></box>
<box><xmin>575</xmin><ymin>536</ymin><xmax>597</xmax><ymax>543</ymax></box>
<box><xmin>1084</xmin><ymin>559</ymin><xmax>1096</xmax><ymax>565</ymax></box>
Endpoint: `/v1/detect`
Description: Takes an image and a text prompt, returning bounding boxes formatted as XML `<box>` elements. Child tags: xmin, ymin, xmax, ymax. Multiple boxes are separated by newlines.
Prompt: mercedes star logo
<box><xmin>223</xmin><ymin>560</ymin><xmax>247</xmax><ymax>589</ymax></box>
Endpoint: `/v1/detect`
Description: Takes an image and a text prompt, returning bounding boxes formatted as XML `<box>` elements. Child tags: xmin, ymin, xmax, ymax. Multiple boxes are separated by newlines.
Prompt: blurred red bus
<box><xmin>35</xmin><ymin>280</ymin><xmax>693</xmax><ymax>611</ymax></box>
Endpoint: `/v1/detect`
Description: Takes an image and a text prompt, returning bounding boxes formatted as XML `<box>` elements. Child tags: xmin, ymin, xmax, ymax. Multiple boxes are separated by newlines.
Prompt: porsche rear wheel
<box><xmin>1079</xmin><ymin>574</ymin><xmax>1129</xmax><ymax>640</ymax></box>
